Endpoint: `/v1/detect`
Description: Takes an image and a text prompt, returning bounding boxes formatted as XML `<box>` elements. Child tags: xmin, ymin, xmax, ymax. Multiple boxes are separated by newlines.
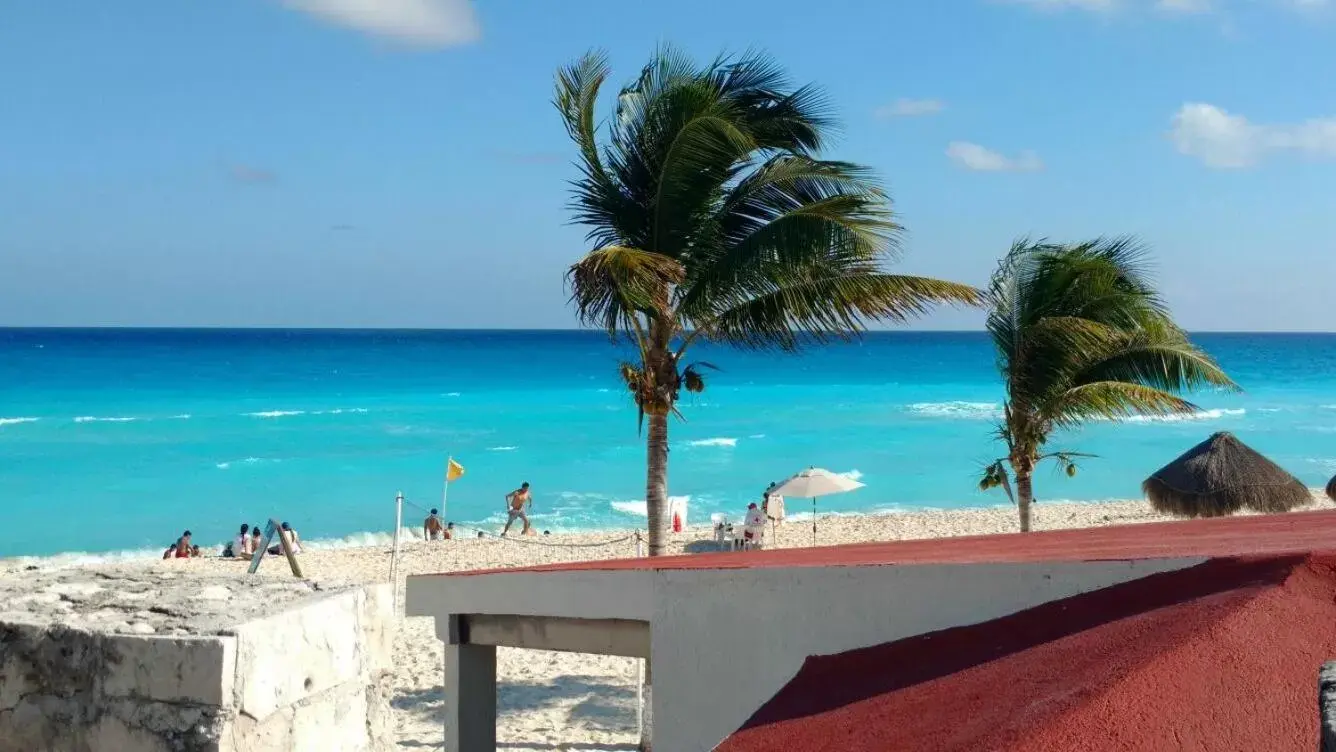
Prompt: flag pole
<box><xmin>442</xmin><ymin>455</ymin><xmax>452</xmax><ymax>522</ymax></box>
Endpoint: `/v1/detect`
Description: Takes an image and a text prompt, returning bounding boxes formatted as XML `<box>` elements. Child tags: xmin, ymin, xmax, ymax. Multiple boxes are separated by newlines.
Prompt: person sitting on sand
<box><xmin>501</xmin><ymin>482</ymin><xmax>532</xmax><ymax>537</ymax></box>
<box><xmin>250</xmin><ymin>525</ymin><xmax>263</xmax><ymax>553</ymax></box>
<box><xmin>229</xmin><ymin>523</ymin><xmax>251</xmax><ymax>558</ymax></box>
<box><xmin>163</xmin><ymin>530</ymin><xmax>193</xmax><ymax>559</ymax></box>
<box><xmin>424</xmin><ymin>509</ymin><xmax>445</xmax><ymax>541</ymax></box>
<box><xmin>444</xmin><ymin>521</ymin><xmax>454</xmax><ymax>540</ymax></box>
<box><xmin>267</xmin><ymin>522</ymin><xmax>302</xmax><ymax>555</ymax></box>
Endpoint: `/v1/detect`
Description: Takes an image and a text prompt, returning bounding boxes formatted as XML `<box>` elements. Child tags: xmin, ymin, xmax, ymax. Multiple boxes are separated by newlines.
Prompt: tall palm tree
<box><xmin>979</xmin><ymin>238</ymin><xmax>1237</xmax><ymax>532</ymax></box>
<box><xmin>557</xmin><ymin>48</ymin><xmax>980</xmax><ymax>555</ymax></box>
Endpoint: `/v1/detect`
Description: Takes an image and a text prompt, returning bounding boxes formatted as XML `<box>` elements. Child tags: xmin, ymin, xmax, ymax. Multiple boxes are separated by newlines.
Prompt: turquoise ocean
<box><xmin>3</xmin><ymin>329</ymin><xmax>1335</xmax><ymax>562</ymax></box>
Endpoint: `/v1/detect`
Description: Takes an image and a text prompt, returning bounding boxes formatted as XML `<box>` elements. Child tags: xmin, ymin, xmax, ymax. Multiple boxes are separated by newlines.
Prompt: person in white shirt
<box><xmin>232</xmin><ymin>523</ymin><xmax>252</xmax><ymax>558</ymax></box>
<box><xmin>742</xmin><ymin>502</ymin><xmax>767</xmax><ymax>548</ymax></box>
<box><xmin>267</xmin><ymin>522</ymin><xmax>302</xmax><ymax>555</ymax></box>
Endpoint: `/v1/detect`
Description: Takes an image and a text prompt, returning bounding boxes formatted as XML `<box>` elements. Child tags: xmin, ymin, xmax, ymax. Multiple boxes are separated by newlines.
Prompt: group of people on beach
<box><xmin>420</xmin><ymin>481</ymin><xmax>536</xmax><ymax>541</ymax></box>
<box><xmin>162</xmin><ymin>530</ymin><xmax>201</xmax><ymax>559</ymax></box>
<box><xmin>216</xmin><ymin>521</ymin><xmax>302</xmax><ymax>559</ymax></box>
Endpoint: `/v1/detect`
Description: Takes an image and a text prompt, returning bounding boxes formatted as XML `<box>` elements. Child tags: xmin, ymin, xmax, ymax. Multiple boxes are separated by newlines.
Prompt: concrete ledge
<box><xmin>0</xmin><ymin>572</ymin><xmax>394</xmax><ymax>752</ymax></box>
<box><xmin>103</xmin><ymin>635</ymin><xmax>237</xmax><ymax>706</ymax></box>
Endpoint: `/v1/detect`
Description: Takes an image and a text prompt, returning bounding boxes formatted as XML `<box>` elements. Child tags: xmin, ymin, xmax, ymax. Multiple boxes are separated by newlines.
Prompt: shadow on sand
<box><xmin>393</xmin><ymin>674</ymin><xmax>639</xmax><ymax>748</ymax></box>
<box><xmin>683</xmin><ymin>540</ymin><xmax>729</xmax><ymax>554</ymax></box>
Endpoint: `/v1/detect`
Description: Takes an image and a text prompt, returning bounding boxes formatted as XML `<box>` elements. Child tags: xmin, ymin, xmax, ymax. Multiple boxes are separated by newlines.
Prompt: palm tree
<box><xmin>978</xmin><ymin>238</ymin><xmax>1237</xmax><ymax>532</ymax></box>
<box><xmin>556</xmin><ymin>48</ymin><xmax>980</xmax><ymax>555</ymax></box>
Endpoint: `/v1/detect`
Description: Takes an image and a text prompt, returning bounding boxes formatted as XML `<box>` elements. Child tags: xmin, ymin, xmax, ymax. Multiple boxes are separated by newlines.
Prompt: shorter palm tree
<box><xmin>979</xmin><ymin>237</ymin><xmax>1237</xmax><ymax>532</ymax></box>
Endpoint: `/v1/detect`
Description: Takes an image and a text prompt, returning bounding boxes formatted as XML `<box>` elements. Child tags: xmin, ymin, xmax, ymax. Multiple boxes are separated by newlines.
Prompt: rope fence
<box><xmin>399</xmin><ymin>496</ymin><xmax>638</xmax><ymax>550</ymax></box>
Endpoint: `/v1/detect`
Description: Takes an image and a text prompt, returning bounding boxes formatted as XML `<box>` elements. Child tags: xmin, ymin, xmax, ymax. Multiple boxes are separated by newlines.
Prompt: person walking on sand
<box><xmin>424</xmin><ymin>508</ymin><xmax>445</xmax><ymax>541</ymax></box>
<box><xmin>501</xmin><ymin>482</ymin><xmax>532</xmax><ymax>536</ymax></box>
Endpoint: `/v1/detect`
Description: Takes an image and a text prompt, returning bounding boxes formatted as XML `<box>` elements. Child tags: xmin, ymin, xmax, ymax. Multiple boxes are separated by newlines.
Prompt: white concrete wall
<box><xmin>648</xmin><ymin>558</ymin><xmax>1204</xmax><ymax>751</ymax></box>
<box><xmin>406</xmin><ymin>570</ymin><xmax>656</xmax><ymax>622</ymax></box>
<box><xmin>0</xmin><ymin>583</ymin><xmax>394</xmax><ymax>752</ymax></box>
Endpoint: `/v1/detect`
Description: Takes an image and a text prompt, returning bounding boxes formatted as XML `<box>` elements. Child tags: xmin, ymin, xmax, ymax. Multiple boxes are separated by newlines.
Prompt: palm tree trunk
<box><xmin>645</xmin><ymin>411</ymin><xmax>669</xmax><ymax>556</ymax></box>
<box><xmin>1015</xmin><ymin>465</ymin><xmax>1034</xmax><ymax>533</ymax></box>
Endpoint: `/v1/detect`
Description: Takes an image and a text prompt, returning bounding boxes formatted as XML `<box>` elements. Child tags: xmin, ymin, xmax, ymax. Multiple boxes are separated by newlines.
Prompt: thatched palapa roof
<box><xmin>1143</xmin><ymin>432</ymin><xmax>1308</xmax><ymax>518</ymax></box>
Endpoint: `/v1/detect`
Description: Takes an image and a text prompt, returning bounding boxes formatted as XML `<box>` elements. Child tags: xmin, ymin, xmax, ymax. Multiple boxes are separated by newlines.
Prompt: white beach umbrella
<box><xmin>771</xmin><ymin>467</ymin><xmax>865</xmax><ymax>546</ymax></box>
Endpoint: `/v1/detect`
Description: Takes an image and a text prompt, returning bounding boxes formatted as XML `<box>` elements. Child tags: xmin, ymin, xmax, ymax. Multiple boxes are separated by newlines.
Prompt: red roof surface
<box><xmin>426</xmin><ymin>510</ymin><xmax>1336</xmax><ymax>578</ymax></box>
<box><xmin>718</xmin><ymin>553</ymin><xmax>1336</xmax><ymax>752</ymax></box>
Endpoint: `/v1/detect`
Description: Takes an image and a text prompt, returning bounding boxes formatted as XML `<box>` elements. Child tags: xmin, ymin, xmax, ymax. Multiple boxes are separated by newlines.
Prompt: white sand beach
<box><xmin>20</xmin><ymin>495</ymin><xmax>1336</xmax><ymax>750</ymax></box>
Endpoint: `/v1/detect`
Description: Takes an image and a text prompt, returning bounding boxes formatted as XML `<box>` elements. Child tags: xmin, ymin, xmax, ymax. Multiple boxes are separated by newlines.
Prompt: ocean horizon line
<box><xmin>6</xmin><ymin>326</ymin><xmax>1336</xmax><ymax>336</ymax></box>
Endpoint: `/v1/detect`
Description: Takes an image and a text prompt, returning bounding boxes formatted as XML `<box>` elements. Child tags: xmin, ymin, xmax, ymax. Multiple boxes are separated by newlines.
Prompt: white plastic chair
<box><xmin>739</xmin><ymin>521</ymin><xmax>766</xmax><ymax>551</ymax></box>
<box><xmin>711</xmin><ymin>513</ymin><xmax>730</xmax><ymax>547</ymax></box>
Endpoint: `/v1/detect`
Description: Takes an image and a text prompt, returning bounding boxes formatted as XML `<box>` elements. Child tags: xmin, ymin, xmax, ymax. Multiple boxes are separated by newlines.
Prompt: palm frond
<box><xmin>1043</xmin><ymin>381</ymin><xmax>1198</xmax><ymax>429</ymax></box>
<box><xmin>704</xmin><ymin>273</ymin><xmax>982</xmax><ymax>350</ymax></box>
<box><xmin>567</xmin><ymin>246</ymin><xmax>684</xmax><ymax>337</ymax></box>
<box><xmin>1069</xmin><ymin>338</ymin><xmax>1239</xmax><ymax>395</ymax></box>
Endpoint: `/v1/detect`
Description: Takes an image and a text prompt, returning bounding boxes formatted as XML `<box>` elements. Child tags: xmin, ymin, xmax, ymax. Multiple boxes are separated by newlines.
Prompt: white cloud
<box><xmin>946</xmin><ymin>142</ymin><xmax>1044</xmax><ymax>172</ymax></box>
<box><xmin>1157</xmin><ymin>0</ymin><xmax>1212</xmax><ymax>13</ymax></box>
<box><xmin>279</xmin><ymin>0</ymin><xmax>480</xmax><ymax>47</ymax></box>
<box><xmin>874</xmin><ymin>99</ymin><xmax>946</xmax><ymax>119</ymax></box>
<box><xmin>1170</xmin><ymin>102</ymin><xmax>1336</xmax><ymax>168</ymax></box>
<box><xmin>1001</xmin><ymin>0</ymin><xmax>1120</xmax><ymax>11</ymax></box>
<box><xmin>1004</xmin><ymin>0</ymin><xmax>1320</xmax><ymax>14</ymax></box>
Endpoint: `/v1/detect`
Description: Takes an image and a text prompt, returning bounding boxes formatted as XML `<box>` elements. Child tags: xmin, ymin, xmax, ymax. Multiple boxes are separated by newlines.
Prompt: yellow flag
<box><xmin>446</xmin><ymin>458</ymin><xmax>465</xmax><ymax>482</ymax></box>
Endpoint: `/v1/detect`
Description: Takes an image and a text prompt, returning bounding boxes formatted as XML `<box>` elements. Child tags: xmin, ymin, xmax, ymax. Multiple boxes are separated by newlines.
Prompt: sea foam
<box><xmin>0</xmin><ymin>417</ymin><xmax>39</xmax><ymax>427</ymax></box>
<box><xmin>610</xmin><ymin>495</ymin><xmax>691</xmax><ymax>517</ymax></box>
<box><xmin>245</xmin><ymin>410</ymin><xmax>306</xmax><ymax>418</ymax></box>
<box><xmin>1126</xmin><ymin>408</ymin><xmax>1245</xmax><ymax>423</ymax></box>
<box><xmin>73</xmin><ymin>416</ymin><xmax>137</xmax><ymax>423</ymax></box>
<box><xmin>688</xmin><ymin>437</ymin><xmax>738</xmax><ymax>447</ymax></box>
<box><xmin>909</xmin><ymin>401</ymin><xmax>1002</xmax><ymax>420</ymax></box>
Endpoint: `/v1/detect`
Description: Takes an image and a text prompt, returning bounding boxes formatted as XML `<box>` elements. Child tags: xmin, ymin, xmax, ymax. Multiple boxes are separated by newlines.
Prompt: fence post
<box><xmin>635</xmin><ymin>530</ymin><xmax>651</xmax><ymax>750</ymax></box>
<box><xmin>390</xmin><ymin>492</ymin><xmax>404</xmax><ymax>616</ymax></box>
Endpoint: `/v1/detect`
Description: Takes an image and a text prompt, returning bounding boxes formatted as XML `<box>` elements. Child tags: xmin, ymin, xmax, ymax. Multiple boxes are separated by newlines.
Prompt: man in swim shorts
<box><xmin>501</xmin><ymin>482</ymin><xmax>532</xmax><ymax>536</ymax></box>
<box><xmin>424</xmin><ymin>508</ymin><xmax>445</xmax><ymax>541</ymax></box>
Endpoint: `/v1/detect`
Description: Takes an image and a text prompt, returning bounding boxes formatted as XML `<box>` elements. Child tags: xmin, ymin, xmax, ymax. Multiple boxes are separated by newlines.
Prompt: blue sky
<box><xmin>1</xmin><ymin>0</ymin><xmax>1333</xmax><ymax>330</ymax></box>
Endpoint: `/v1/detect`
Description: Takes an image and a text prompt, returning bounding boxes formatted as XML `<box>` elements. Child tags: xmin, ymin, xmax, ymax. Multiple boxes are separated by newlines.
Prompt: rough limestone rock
<box><xmin>0</xmin><ymin>568</ymin><xmax>393</xmax><ymax>752</ymax></box>
<box><xmin>1321</xmin><ymin>661</ymin><xmax>1336</xmax><ymax>752</ymax></box>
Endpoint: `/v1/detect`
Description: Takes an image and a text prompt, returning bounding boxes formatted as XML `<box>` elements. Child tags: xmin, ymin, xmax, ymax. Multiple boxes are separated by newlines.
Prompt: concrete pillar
<box><xmin>639</xmin><ymin>668</ymin><xmax>653</xmax><ymax>752</ymax></box>
<box><xmin>440</xmin><ymin>618</ymin><xmax>496</xmax><ymax>752</ymax></box>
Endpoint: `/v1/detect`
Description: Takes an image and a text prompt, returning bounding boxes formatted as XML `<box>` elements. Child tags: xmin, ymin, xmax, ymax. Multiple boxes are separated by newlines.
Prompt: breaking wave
<box><xmin>688</xmin><ymin>437</ymin><xmax>738</xmax><ymax>448</ymax></box>
<box><xmin>0</xmin><ymin>417</ymin><xmax>39</xmax><ymax>427</ymax></box>
<box><xmin>610</xmin><ymin>495</ymin><xmax>691</xmax><ymax>518</ymax></box>
<box><xmin>245</xmin><ymin>410</ymin><xmax>305</xmax><ymax>419</ymax></box>
<box><xmin>1126</xmin><ymin>408</ymin><xmax>1246</xmax><ymax>423</ymax></box>
<box><xmin>215</xmin><ymin>457</ymin><xmax>278</xmax><ymax>470</ymax></box>
<box><xmin>73</xmin><ymin>416</ymin><xmax>138</xmax><ymax>423</ymax></box>
<box><xmin>909</xmin><ymin>402</ymin><xmax>1002</xmax><ymax>420</ymax></box>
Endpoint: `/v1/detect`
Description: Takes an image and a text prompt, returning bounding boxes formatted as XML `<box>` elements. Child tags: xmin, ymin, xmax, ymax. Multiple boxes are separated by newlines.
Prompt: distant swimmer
<box><xmin>501</xmin><ymin>482</ymin><xmax>532</xmax><ymax>536</ymax></box>
<box><xmin>424</xmin><ymin>508</ymin><xmax>445</xmax><ymax>541</ymax></box>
